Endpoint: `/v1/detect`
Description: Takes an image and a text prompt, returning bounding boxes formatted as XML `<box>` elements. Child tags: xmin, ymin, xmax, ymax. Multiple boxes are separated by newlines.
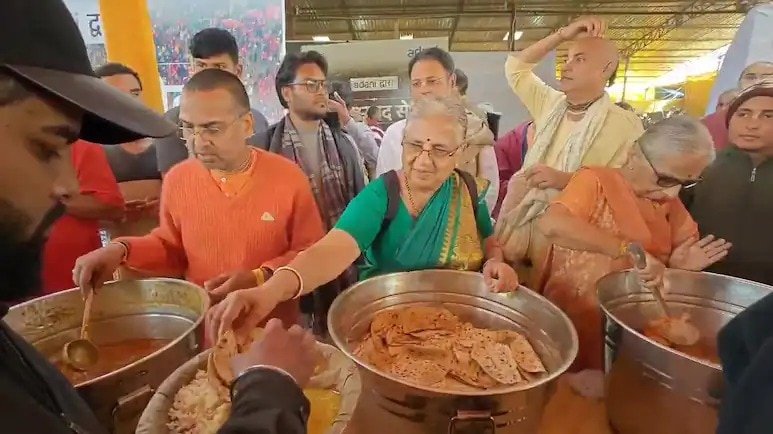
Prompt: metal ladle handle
<box><xmin>627</xmin><ymin>243</ymin><xmax>670</xmax><ymax>317</ymax></box>
<box><xmin>81</xmin><ymin>291</ymin><xmax>93</xmax><ymax>340</ymax></box>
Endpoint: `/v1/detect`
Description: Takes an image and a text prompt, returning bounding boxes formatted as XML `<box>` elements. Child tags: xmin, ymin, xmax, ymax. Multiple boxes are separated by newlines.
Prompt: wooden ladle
<box><xmin>628</xmin><ymin>243</ymin><xmax>700</xmax><ymax>346</ymax></box>
<box><xmin>62</xmin><ymin>290</ymin><xmax>99</xmax><ymax>371</ymax></box>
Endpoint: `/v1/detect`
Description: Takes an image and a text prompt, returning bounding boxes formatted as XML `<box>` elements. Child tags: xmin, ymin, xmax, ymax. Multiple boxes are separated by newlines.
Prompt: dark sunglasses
<box><xmin>638</xmin><ymin>143</ymin><xmax>701</xmax><ymax>189</ymax></box>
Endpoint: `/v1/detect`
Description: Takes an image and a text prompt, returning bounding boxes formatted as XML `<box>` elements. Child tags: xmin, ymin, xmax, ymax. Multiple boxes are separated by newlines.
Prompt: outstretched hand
<box><xmin>669</xmin><ymin>235</ymin><xmax>731</xmax><ymax>271</ymax></box>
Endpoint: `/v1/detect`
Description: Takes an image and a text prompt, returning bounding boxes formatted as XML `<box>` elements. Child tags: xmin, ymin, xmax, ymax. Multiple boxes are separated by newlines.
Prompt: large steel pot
<box><xmin>598</xmin><ymin>269</ymin><xmax>772</xmax><ymax>434</ymax></box>
<box><xmin>328</xmin><ymin>270</ymin><xmax>577</xmax><ymax>434</ymax></box>
<box><xmin>5</xmin><ymin>278</ymin><xmax>209</xmax><ymax>434</ymax></box>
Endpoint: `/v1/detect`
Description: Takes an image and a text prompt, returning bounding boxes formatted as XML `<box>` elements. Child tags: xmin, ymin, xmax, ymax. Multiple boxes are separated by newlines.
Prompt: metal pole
<box><xmin>508</xmin><ymin>0</ymin><xmax>516</xmax><ymax>51</ymax></box>
<box><xmin>621</xmin><ymin>57</ymin><xmax>631</xmax><ymax>101</ymax></box>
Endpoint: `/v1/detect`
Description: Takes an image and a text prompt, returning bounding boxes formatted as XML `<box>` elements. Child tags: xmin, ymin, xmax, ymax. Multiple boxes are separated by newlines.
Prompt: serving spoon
<box><xmin>628</xmin><ymin>243</ymin><xmax>700</xmax><ymax>346</ymax></box>
<box><xmin>62</xmin><ymin>290</ymin><xmax>99</xmax><ymax>371</ymax></box>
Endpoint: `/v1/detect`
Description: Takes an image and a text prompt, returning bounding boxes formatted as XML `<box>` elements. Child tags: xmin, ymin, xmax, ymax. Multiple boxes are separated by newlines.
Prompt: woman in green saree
<box><xmin>208</xmin><ymin>95</ymin><xmax>519</xmax><ymax>337</ymax></box>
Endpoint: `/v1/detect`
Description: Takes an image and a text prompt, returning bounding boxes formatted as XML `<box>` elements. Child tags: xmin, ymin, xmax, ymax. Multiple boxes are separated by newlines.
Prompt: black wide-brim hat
<box><xmin>1</xmin><ymin>0</ymin><xmax>175</xmax><ymax>144</ymax></box>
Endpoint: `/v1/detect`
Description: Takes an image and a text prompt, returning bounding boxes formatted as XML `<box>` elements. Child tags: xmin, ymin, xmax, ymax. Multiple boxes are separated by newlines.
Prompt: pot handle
<box><xmin>112</xmin><ymin>384</ymin><xmax>154</xmax><ymax>434</ymax></box>
<box><xmin>448</xmin><ymin>410</ymin><xmax>495</xmax><ymax>434</ymax></box>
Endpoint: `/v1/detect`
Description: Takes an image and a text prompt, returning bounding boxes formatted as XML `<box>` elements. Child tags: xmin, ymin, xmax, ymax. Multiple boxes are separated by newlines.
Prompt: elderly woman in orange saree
<box><xmin>536</xmin><ymin>116</ymin><xmax>732</xmax><ymax>389</ymax></box>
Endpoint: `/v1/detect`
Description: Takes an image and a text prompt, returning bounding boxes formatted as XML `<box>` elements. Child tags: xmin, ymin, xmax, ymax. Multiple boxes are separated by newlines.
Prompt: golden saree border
<box><xmin>446</xmin><ymin>173</ymin><xmax>485</xmax><ymax>271</ymax></box>
<box><xmin>438</xmin><ymin>174</ymin><xmax>460</xmax><ymax>264</ymax></box>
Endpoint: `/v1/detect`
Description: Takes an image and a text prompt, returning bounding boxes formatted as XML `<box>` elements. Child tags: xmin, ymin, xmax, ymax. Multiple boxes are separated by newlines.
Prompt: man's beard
<box><xmin>294</xmin><ymin>106</ymin><xmax>327</xmax><ymax>121</ymax></box>
<box><xmin>0</xmin><ymin>200</ymin><xmax>65</xmax><ymax>302</ymax></box>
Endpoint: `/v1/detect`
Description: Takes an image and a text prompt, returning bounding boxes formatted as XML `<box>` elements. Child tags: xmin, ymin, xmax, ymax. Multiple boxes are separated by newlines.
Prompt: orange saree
<box><xmin>540</xmin><ymin>167</ymin><xmax>698</xmax><ymax>371</ymax></box>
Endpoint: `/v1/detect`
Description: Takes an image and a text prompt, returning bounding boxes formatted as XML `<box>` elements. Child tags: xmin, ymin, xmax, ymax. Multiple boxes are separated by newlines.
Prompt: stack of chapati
<box><xmin>354</xmin><ymin>306</ymin><xmax>547</xmax><ymax>392</ymax></box>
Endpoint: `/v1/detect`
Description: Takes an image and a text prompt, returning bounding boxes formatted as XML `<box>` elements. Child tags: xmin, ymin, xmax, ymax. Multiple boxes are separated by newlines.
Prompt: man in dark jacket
<box><xmin>683</xmin><ymin>82</ymin><xmax>773</xmax><ymax>286</ymax></box>
<box><xmin>154</xmin><ymin>28</ymin><xmax>269</xmax><ymax>175</ymax></box>
<box><xmin>0</xmin><ymin>1</ymin><xmax>311</xmax><ymax>433</ymax></box>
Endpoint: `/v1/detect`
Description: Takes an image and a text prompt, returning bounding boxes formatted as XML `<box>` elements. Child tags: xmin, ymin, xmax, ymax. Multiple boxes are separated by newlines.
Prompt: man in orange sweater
<box><xmin>72</xmin><ymin>69</ymin><xmax>325</xmax><ymax>328</ymax></box>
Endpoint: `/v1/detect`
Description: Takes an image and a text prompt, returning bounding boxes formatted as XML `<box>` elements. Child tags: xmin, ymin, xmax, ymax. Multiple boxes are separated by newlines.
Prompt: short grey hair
<box><xmin>718</xmin><ymin>88</ymin><xmax>739</xmax><ymax>101</ymax></box>
<box><xmin>0</xmin><ymin>69</ymin><xmax>34</xmax><ymax>106</ymax></box>
<box><xmin>405</xmin><ymin>95</ymin><xmax>468</xmax><ymax>143</ymax></box>
<box><xmin>638</xmin><ymin>115</ymin><xmax>715</xmax><ymax>163</ymax></box>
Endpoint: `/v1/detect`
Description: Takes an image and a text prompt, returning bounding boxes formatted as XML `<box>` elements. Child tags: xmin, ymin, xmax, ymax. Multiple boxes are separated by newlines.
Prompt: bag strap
<box><xmin>381</xmin><ymin>170</ymin><xmax>401</xmax><ymax>229</ymax></box>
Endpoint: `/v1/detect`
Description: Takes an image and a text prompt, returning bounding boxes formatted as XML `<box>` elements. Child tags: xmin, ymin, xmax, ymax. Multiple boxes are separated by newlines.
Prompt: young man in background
<box><xmin>154</xmin><ymin>28</ymin><xmax>269</xmax><ymax>174</ymax></box>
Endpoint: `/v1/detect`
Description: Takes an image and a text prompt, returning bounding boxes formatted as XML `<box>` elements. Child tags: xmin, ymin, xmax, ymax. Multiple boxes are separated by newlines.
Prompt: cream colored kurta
<box><xmin>497</xmin><ymin>56</ymin><xmax>644</xmax><ymax>287</ymax></box>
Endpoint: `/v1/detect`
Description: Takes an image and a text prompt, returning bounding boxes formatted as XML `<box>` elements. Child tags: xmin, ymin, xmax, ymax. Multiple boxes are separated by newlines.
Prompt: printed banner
<box><xmin>63</xmin><ymin>0</ymin><xmax>105</xmax><ymax>45</ymax></box>
<box><xmin>350</xmin><ymin>76</ymin><xmax>399</xmax><ymax>92</ymax></box>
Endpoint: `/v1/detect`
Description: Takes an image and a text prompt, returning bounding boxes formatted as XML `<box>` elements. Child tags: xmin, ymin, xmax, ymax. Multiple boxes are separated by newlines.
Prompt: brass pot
<box><xmin>5</xmin><ymin>278</ymin><xmax>209</xmax><ymax>434</ymax></box>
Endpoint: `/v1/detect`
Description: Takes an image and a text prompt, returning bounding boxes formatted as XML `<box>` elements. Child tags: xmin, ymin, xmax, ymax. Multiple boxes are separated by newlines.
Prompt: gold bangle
<box><xmin>252</xmin><ymin>268</ymin><xmax>265</xmax><ymax>286</ymax></box>
<box><xmin>274</xmin><ymin>266</ymin><xmax>304</xmax><ymax>300</ymax></box>
<box><xmin>617</xmin><ymin>240</ymin><xmax>630</xmax><ymax>258</ymax></box>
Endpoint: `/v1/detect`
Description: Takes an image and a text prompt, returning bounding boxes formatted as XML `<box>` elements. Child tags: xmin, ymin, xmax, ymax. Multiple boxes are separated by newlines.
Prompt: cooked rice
<box><xmin>168</xmin><ymin>370</ymin><xmax>231</xmax><ymax>434</ymax></box>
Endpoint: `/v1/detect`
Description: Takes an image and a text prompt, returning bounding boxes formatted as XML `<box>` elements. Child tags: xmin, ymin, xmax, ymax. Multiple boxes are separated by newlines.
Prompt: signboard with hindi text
<box><xmin>350</xmin><ymin>76</ymin><xmax>399</xmax><ymax>92</ymax></box>
<box><xmin>301</xmin><ymin>37</ymin><xmax>448</xmax><ymax>127</ymax></box>
<box><xmin>63</xmin><ymin>0</ymin><xmax>104</xmax><ymax>45</ymax></box>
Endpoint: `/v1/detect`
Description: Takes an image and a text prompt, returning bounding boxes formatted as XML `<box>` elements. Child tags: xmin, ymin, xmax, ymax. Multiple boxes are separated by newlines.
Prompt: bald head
<box><xmin>717</xmin><ymin>88</ymin><xmax>739</xmax><ymax>112</ymax></box>
<box><xmin>739</xmin><ymin>61</ymin><xmax>773</xmax><ymax>90</ymax></box>
<box><xmin>561</xmin><ymin>37</ymin><xmax>620</xmax><ymax>95</ymax></box>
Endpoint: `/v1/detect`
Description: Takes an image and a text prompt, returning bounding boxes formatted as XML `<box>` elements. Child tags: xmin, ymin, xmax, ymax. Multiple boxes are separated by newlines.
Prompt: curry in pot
<box><xmin>642</xmin><ymin>323</ymin><xmax>719</xmax><ymax>365</ymax></box>
<box><xmin>50</xmin><ymin>338</ymin><xmax>171</xmax><ymax>384</ymax></box>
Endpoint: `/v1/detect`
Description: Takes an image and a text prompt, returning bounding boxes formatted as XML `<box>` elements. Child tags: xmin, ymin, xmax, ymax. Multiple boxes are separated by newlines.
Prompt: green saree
<box><xmin>335</xmin><ymin>171</ymin><xmax>493</xmax><ymax>280</ymax></box>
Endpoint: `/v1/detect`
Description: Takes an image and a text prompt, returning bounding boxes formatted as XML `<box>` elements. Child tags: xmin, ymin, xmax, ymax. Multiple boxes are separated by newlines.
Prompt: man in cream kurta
<box><xmin>496</xmin><ymin>16</ymin><xmax>644</xmax><ymax>288</ymax></box>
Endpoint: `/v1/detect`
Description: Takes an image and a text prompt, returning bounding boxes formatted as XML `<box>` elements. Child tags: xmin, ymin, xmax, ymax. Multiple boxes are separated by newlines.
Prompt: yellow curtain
<box><xmin>98</xmin><ymin>0</ymin><xmax>164</xmax><ymax>113</ymax></box>
<box><xmin>683</xmin><ymin>73</ymin><xmax>716</xmax><ymax>117</ymax></box>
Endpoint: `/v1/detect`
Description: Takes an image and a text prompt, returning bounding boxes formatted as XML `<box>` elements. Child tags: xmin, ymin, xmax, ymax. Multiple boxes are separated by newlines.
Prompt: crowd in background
<box><xmin>85</xmin><ymin>0</ymin><xmax>284</xmax><ymax>121</ymax></box>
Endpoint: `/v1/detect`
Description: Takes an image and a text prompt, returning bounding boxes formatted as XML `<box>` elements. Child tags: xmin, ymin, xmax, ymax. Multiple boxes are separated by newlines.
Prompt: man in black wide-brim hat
<box><xmin>0</xmin><ymin>1</ymin><xmax>315</xmax><ymax>433</ymax></box>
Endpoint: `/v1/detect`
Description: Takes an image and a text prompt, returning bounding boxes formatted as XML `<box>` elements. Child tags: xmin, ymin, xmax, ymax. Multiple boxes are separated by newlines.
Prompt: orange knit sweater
<box><xmin>118</xmin><ymin>149</ymin><xmax>325</xmax><ymax>325</ymax></box>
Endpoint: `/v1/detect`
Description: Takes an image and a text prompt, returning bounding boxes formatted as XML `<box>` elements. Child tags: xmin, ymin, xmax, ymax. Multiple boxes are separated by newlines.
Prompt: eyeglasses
<box><xmin>403</xmin><ymin>142</ymin><xmax>461</xmax><ymax>161</ymax></box>
<box><xmin>288</xmin><ymin>79</ymin><xmax>328</xmax><ymax>93</ymax></box>
<box><xmin>741</xmin><ymin>72</ymin><xmax>773</xmax><ymax>85</ymax></box>
<box><xmin>638</xmin><ymin>142</ymin><xmax>701</xmax><ymax>189</ymax></box>
<box><xmin>178</xmin><ymin>112</ymin><xmax>248</xmax><ymax>142</ymax></box>
<box><xmin>410</xmin><ymin>76</ymin><xmax>448</xmax><ymax>89</ymax></box>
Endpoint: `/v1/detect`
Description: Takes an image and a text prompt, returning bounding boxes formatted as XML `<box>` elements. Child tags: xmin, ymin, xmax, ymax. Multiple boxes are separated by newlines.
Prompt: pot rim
<box><xmin>14</xmin><ymin>277</ymin><xmax>210</xmax><ymax>387</ymax></box>
<box><xmin>327</xmin><ymin>270</ymin><xmax>578</xmax><ymax>397</ymax></box>
<box><xmin>596</xmin><ymin>269</ymin><xmax>749</xmax><ymax>371</ymax></box>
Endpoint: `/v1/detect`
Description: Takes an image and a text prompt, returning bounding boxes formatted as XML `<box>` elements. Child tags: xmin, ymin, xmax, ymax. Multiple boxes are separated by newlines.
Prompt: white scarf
<box><xmin>497</xmin><ymin>93</ymin><xmax>612</xmax><ymax>257</ymax></box>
